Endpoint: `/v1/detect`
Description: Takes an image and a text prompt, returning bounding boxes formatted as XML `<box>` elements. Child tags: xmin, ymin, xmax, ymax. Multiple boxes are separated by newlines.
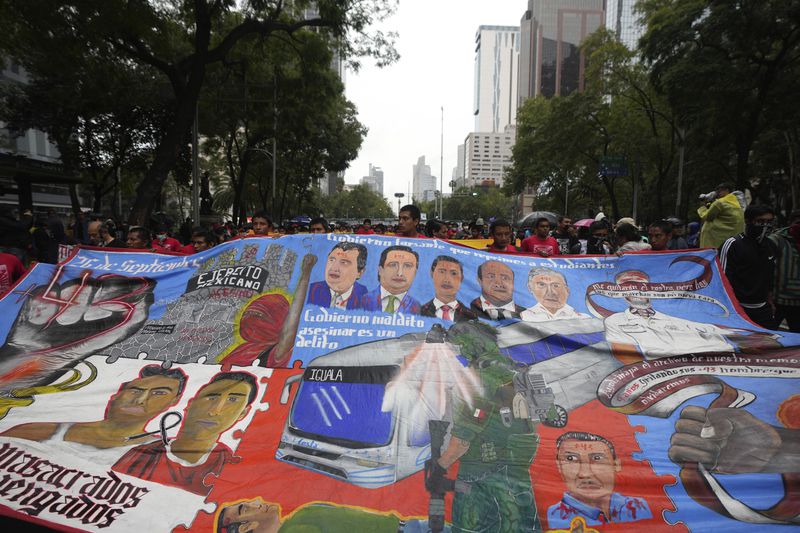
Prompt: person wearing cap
<box><xmin>615</xmin><ymin>223</ymin><xmax>651</xmax><ymax>253</ymax></box>
<box><xmin>697</xmin><ymin>183</ymin><xmax>745</xmax><ymax>249</ymax></box>
<box><xmin>666</xmin><ymin>217</ymin><xmax>688</xmax><ymax>249</ymax></box>
<box><xmin>604</xmin><ymin>269</ymin><xmax>734</xmax><ymax>360</ymax></box>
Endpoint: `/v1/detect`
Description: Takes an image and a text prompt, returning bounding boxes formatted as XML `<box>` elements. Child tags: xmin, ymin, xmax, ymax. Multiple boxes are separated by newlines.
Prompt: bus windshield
<box><xmin>289</xmin><ymin>365</ymin><xmax>398</xmax><ymax>448</ymax></box>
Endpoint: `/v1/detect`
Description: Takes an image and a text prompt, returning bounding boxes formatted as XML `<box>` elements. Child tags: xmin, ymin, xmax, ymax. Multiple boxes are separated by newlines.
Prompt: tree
<box><xmin>637</xmin><ymin>0</ymin><xmax>800</xmax><ymax>189</ymax></box>
<box><xmin>319</xmin><ymin>185</ymin><xmax>393</xmax><ymax>219</ymax></box>
<box><xmin>200</xmin><ymin>27</ymin><xmax>365</xmax><ymax>224</ymax></box>
<box><xmin>0</xmin><ymin>0</ymin><xmax>398</xmax><ymax>224</ymax></box>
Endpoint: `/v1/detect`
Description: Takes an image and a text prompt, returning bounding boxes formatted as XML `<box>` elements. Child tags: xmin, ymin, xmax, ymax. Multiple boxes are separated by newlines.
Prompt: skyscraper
<box><xmin>473</xmin><ymin>26</ymin><xmax>520</xmax><ymax>133</ymax></box>
<box><xmin>360</xmin><ymin>163</ymin><xmax>384</xmax><ymax>196</ymax></box>
<box><xmin>412</xmin><ymin>156</ymin><xmax>437</xmax><ymax>203</ymax></box>
<box><xmin>518</xmin><ymin>0</ymin><xmax>605</xmax><ymax>104</ymax></box>
<box><xmin>464</xmin><ymin>126</ymin><xmax>516</xmax><ymax>189</ymax></box>
<box><xmin>606</xmin><ymin>0</ymin><xmax>645</xmax><ymax>51</ymax></box>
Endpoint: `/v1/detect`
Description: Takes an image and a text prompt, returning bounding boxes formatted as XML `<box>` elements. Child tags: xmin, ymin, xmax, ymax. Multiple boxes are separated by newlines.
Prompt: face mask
<box><xmin>156</xmin><ymin>233</ymin><xmax>167</xmax><ymax>242</ymax></box>
<box><xmin>746</xmin><ymin>221</ymin><xmax>773</xmax><ymax>242</ymax></box>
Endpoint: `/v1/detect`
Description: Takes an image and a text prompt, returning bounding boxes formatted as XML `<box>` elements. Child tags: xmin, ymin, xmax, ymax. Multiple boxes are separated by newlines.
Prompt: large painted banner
<box><xmin>0</xmin><ymin>234</ymin><xmax>797</xmax><ymax>533</ymax></box>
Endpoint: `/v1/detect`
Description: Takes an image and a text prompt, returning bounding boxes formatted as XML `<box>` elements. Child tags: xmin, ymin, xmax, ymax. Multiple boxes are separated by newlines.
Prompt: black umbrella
<box><xmin>517</xmin><ymin>211</ymin><xmax>558</xmax><ymax>227</ymax></box>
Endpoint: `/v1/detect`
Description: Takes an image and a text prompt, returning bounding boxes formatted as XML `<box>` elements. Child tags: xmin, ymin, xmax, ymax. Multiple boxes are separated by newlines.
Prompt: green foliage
<box><xmin>317</xmin><ymin>185</ymin><xmax>394</xmax><ymax>219</ymax></box>
<box><xmin>0</xmin><ymin>0</ymin><xmax>398</xmax><ymax>224</ymax></box>
<box><xmin>637</xmin><ymin>0</ymin><xmax>800</xmax><ymax>200</ymax></box>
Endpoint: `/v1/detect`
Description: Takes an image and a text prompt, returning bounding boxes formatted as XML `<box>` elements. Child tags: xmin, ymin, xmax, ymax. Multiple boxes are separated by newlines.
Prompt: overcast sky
<box><xmin>343</xmin><ymin>1</ymin><xmax>527</xmax><ymax>212</ymax></box>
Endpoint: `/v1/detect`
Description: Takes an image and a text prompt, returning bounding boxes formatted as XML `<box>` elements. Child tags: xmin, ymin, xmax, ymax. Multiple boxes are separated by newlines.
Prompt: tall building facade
<box><xmin>464</xmin><ymin>125</ymin><xmax>516</xmax><ymax>189</ymax></box>
<box><xmin>360</xmin><ymin>163</ymin><xmax>384</xmax><ymax>196</ymax></box>
<box><xmin>412</xmin><ymin>156</ymin><xmax>437</xmax><ymax>203</ymax></box>
<box><xmin>518</xmin><ymin>0</ymin><xmax>605</xmax><ymax>104</ymax></box>
<box><xmin>606</xmin><ymin>0</ymin><xmax>644</xmax><ymax>51</ymax></box>
<box><xmin>0</xmin><ymin>59</ymin><xmax>76</xmax><ymax>212</ymax></box>
<box><xmin>452</xmin><ymin>144</ymin><xmax>466</xmax><ymax>189</ymax></box>
<box><xmin>474</xmin><ymin>26</ymin><xmax>520</xmax><ymax>133</ymax></box>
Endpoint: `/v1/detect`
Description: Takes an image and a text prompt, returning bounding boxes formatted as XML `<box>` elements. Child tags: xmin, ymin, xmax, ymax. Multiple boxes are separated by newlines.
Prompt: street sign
<box><xmin>599</xmin><ymin>156</ymin><xmax>627</xmax><ymax>177</ymax></box>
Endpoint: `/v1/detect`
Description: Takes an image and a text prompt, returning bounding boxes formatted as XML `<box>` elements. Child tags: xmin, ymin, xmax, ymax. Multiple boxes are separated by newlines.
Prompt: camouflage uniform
<box><xmin>449</xmin><ymin>329</ymin><xmax>541</xmax><ymax>533</ymax></box>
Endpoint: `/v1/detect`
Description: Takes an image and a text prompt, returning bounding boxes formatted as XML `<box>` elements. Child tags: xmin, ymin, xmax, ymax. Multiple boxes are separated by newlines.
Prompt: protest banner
<box><xmin>0</xmin><ymin>234</ymin><xmax>797</xmax><ymax>532</ymax></box>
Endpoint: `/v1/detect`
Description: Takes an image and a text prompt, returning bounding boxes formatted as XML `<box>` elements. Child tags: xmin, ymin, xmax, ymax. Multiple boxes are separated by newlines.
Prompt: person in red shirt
<box><xmin>521</xmin><ymin>217</ymin><xmax>560</xmax><ymax>257</ymax></box>
<box><xmin>356</xmin><ymin>218</ymin><xmax>375</xmax><ymax>235</ymax></box>
<box><xmin>152</xmin><ymin>226</ymin><xmax>183</xmax><ymax>253</ymax></box>
<box><xmin>0</xmin><ymin>252</ymin><xmax>25</xmax><ymax>296</ymax></box>
<box><xmin>486</xmin><ymin>219</ymin><xmax>519</xmax><ymax>253</ymax></box>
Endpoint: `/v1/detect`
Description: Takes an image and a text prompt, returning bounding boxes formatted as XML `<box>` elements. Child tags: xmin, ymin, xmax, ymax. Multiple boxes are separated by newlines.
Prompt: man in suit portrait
<box><xmin>470</xmin><ymin>260</ymin><xmax>524</xmax><ymax>320</ymax></box>
<box><xmin>307</xmin><ymin>242</ymin><xmax>368</xmax><ymax>310</ymax></box>
<box><xmin>421</xmin><ymin>256</ymin><xmax>477</xmax><ymax>322</ymax></box>
<box><xmin>361</xmin><ymin>245</ymin><xmax>421</xmax><ymax>314</ymax></box>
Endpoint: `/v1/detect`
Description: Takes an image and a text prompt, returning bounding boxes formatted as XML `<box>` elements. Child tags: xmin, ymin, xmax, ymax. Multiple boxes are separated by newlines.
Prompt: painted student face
<box><xmin>182</xmin><ymin>379</ymin><xmax>252</xmax><ymax>439</ymax></box>
<box><xmin>479</xmin><ymin>262</ymin><xmax>515</xmax><ymax>306</ymax></box>
<box><xmin>379</xmin><ymin>250</ymin><xmax>418</xmax><ymax>294</ymax></box>
<box><xmin>432</xmin><ymin>260</ymin><xmax>463</xmax><ymax>302</ymax></box>
<box><xmin>557</xmin><ymin>439</ymin><xmax>621</xmax><ymax>507</ymax></box>
<box><xmin>107</xmin><ymin>375</ymin><xmax>181</xmax><ymax>421</ymax></box>
<box><xmin>325</xmin><ymin>248</ymin><xmax>362</xmax><ymax>294</ymax></box>
<box><xmin>221</xmin><ymin>499</ymin><xmax>282</xmax><ymax>533</ymax></box>
<box><xmin>529</xmin><ymin>273</ymin><xmax>569</xmax><ymax>314</ymax></box>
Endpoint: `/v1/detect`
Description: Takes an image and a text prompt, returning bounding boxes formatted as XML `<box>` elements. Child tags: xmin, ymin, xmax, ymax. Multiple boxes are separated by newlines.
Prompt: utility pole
<box><xmin>439</xmin><ymin>106</ymin><xmax>444</xmax><ymax>220</ymax></box>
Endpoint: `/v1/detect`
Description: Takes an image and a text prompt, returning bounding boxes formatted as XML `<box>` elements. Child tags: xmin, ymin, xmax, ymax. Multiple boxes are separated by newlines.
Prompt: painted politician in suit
<box><xmin>307</xmin><ymin>242</ymin><xmax>368</xmax><ymax>310</ymax></box>
<box><xmin>420</xmin><ymin>255</ymin><xmax>477</xmax><ymax>322</ymax></box>
<box><xmin>470</xmin><ymin>260</ymin><xmax>525</xmax><ymax>320</ymax></box>
<box><xmin>360</xmin><ymin>245</ymin><xmax>421</xmax><ymax>314</ymax></box>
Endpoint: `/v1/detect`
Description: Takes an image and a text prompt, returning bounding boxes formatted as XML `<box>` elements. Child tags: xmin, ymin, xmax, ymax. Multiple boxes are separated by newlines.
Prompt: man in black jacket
<box><xmin>719</xmin><ymin>205</ymin><xmax>777</xmax><ymax>329</ymax></box>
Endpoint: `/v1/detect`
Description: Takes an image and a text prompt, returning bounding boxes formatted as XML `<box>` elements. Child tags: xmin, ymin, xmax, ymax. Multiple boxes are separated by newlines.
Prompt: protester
<box><xmin>647</xmin><ymin>221</ymin><xmax>673</xmax><ymax>252</ymax></box>
<box><xmin>486</xmin><ymin>219</ymin><xmax>518</xmax><ymax>253</ymax></box>
<box><xmin>355</xmin><ymin>219</ymin><xmax>375</xmax><ymax>235</ymax></box>
<box><xmin>99</xmin><ymin>220</ymin><xmax>126</xmax><ymax>248</ymax></box>
<box><xmin>615</xmin><ymin>223</ymin><xmax>651</xmax><ymax>253</ymax></box>
<box><xmin>152</xmin><ymin>225</ymin><xmax>182</xmax><ymax>253</ymax></box>
<box><xmin>697</xmin><ymin>182</ymin><xmax>745</xmax><ymax>249</ymax></box>
<box><xmin>126</xmin><ymin>227</ymin><xmax>153</xmax><ymax>249</ymax></box>
<box><xmin>666</xmin><ymin>217</ymin><xmax>689</xmax><ymax>249</ymax></box>
<box><xmin>520</xmin><ymin>217</ymin><xmax>559</xmax><ymax>257</ymax></box>
<box><xmin>191</xmin><ymin>229</ymin><xmax>216</xmax><ymax>253</ymax></box>
<box><xmin>396</xmin><ymin>205</ymin><xmax>421</xmax><ymax>238</ymax></box>
<box><xmin>552</xmin><ymin>216</ymin><xmax>580</xmax><ymax>254</ymax></box>
<box><xmin>425</xmin><ymin>219</ymin><xmax>449</xmax><ymax>239</ymax></box>
<box><xmin>768</xmin><ymin>209</ymin><xmax>800</xmax><ymax>332</ymax></box>
<box><xmin>309</xmin><ymin>217</ymin><xmax>330</xmax><ymax>234</ymax></box>
<box><xmin>251</xmin><ymin>211</ymin><xmax>273</xmax><ymax>236</ymax></box>
<box><xmin>0</xmin><ymin>251</ymin><xmax>25</xmax><ymax>296</ymax></box>
<box><xmin>686</xmin><ymin>221</ymin><xmax>701</xmax><ymax>248</ymax></box>
<box><xmin>586</xmin><ymin>220</ymin><xmax>614</xmax><ymax>255</ymax></box>
<box><xmin>719</xmin><ymin>205</ymin><xmax>777</xmax><ymax>329</ymax></box>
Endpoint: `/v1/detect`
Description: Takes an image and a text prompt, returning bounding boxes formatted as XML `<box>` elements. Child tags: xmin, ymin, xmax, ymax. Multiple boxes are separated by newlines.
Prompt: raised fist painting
<box><xmin>0</xmin><ymin>271</ymin><xmax>155</xmax><ymax>394</ymax></box>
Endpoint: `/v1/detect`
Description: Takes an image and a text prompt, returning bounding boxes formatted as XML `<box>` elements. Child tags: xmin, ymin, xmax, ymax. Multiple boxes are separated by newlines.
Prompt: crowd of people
<box><xmin>0</xmin><ymin>183</ymin><xmax>796</xmax><ymax>332</ymax></box>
